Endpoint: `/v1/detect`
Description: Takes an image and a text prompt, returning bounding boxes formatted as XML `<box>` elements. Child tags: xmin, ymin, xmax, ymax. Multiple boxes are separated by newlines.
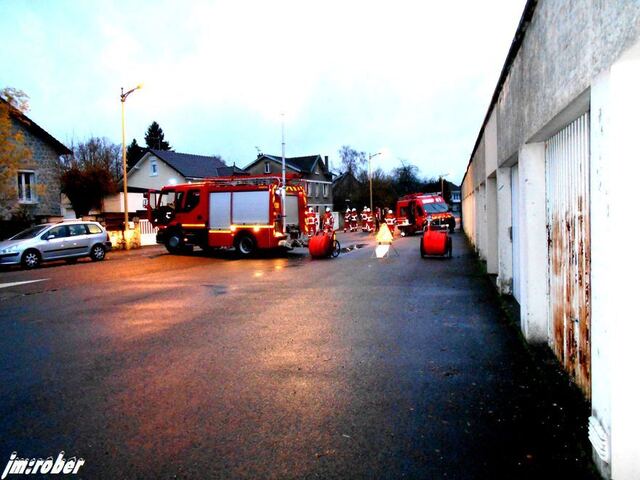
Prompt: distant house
<box><xmin>243</xmin><ymin>154</ymin><xmax>334</xmax><ymax>212</ymax></box>
<box><xmin>332</xmin><ymin>170</ymin><xmax>363</xmax><ymax>212</ymax></box>
<box><xmin>1</xmin><ymin>98</ymin><xmax>71</xmax><ymax>229</ymax></box>
<box><xmin>101</xmin><ymin>149</ymin><xmax>246</xmax><ymax>216</ymax></box>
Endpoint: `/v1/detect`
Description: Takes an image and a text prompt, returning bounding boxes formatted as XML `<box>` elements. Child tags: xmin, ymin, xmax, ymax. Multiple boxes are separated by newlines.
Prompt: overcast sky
<box><xmin>1</xmin><ymin>0</ymin><xmax>527</xmax><ymax>184</ymax></box>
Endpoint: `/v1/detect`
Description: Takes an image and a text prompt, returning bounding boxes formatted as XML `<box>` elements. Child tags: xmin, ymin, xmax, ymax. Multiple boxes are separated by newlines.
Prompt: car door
<box><xmin>67</xmin><ymin>224</ymin><xmax>91</xmax><ymax>256</ymax></box>
<box><xmin>40</xmin><ymin>225</ymin><xmax>70</xmax><ymax>260</ymax></box>
<box><xmin>415</xmin><ymin>203</ymin><xmax>425</xmax><ymax>230</ymax></box>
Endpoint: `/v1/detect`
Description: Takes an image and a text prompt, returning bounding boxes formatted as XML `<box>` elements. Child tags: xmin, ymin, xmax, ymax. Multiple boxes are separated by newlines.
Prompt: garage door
<box><xmin>511</xmin><ymin>164</ymin><xmax>521</xmax><ymax>303</ymax></box>
<box><xmin>545</xmin><ymin>112</ymin><xmax>591</xmax><ymax>397</ymax></box>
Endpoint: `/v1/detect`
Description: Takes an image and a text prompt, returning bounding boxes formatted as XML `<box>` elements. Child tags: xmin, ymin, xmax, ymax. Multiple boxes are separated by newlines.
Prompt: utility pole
<box><xmin>281</xmin><ymin>113</ymin><xmax>286</xmax><ymax>234</ymax></box>
<box><xmin>120</xmin><ymin>83</ymin><xmax>142</xmax><ymax>243</ymax></box>
<box><xmin>368</xmin><ymin>152</ymin><xmax>381</xmax><ymax>210</ymax></box>
<box><xmin>439</xmin><ymin>173</ymin><xmax>450</xmax><ymax>198</ymax></box>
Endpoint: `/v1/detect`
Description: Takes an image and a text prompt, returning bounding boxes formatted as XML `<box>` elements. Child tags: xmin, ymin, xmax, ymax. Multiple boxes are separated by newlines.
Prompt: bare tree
<box><xmin>338</xmin><ymin>145</ymin><xmax>367</xmax><ymax>176</ymax></box>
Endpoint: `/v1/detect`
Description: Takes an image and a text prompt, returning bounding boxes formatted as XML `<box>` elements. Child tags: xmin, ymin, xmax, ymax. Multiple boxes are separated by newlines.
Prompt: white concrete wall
<box><xmin>516</xmin><ymin>143</ymin><xmax>548</xmax><ymax>343</ymax></box>
<box><xmin>485</xmin><ymin>177</ymin><xmax>498</xmax><ymax>275</ymax></box>
<box><xmin>102</xmin><ymin>192</ymin><xmax>145</xmax><ymax>213</ymax></box>
<box><xmin>589</xmin><ymin>40</ymin><xmax>640</xmax><ymax>480</ymax></box>
<box><xmin>477</xmin><ymin>183</ymin><xmax>486</xmax><ymax>261</ymax></box>
<box><xmin>459</xmin><ymin>4</ymin><xmax>640</xmax><ymax>476</ymax></box>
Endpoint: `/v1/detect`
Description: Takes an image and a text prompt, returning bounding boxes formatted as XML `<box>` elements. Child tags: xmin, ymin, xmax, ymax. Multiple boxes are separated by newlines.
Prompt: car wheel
<box><xmin>90</xmin><ymin>244</ymin><xmax>106</xmax><ymax>261</ymax></box>
<box><xmin>21</xmin><ymin>249</ymin><xmax>41</xmax><ymax>269</ymax></box>
<box><xmin>235</xmin><ymin>234</ymin><xmax>256</xmax><ymax>257</ymax></box>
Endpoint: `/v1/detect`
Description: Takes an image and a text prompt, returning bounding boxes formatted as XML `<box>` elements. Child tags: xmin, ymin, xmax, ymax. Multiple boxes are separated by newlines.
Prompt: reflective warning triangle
<box><xmin>376</xmin><ymin>223</ymin><xmax>394</xmax><ymax>244</ymax></box>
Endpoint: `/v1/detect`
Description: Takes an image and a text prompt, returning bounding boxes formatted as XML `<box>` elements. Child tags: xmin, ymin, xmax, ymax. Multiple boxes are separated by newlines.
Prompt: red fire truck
<box><xmin>396</xmin><ymin>193</ymin><xmax>456</xmax><ymax>236</ymax></box>
<box><xmin>144</xmin><ymin>175</ymin><xmax>308</xmax><ymax>256</ymax></box>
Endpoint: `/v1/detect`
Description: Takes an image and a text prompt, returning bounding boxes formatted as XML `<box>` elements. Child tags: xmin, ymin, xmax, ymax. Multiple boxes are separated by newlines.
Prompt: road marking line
<box><xmin>0</xmin><ymin>279</ymin><xmax>49</xmax><ymax>290</ymax></box>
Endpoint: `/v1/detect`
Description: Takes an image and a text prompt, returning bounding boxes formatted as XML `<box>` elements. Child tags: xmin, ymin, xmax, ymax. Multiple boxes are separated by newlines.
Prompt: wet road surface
<box><xmin>0</xmin><ymin>232</ymin><xmax>598</xmax><ymax>479</ymax></box>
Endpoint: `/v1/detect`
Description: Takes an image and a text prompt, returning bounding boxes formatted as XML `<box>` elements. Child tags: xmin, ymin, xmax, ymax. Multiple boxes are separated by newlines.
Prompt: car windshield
<box><xmin>423</xmin><ymin>202</ymin><xmax>449</xmax><ymax>214</ymax></box>
<box><xmin>10</xmin><ymin>225</ymin><xmax>49</xmax><ymax>240</ymax></box>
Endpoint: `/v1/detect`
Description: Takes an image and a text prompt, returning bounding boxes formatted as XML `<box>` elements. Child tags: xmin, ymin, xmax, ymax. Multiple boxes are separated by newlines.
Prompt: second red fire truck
<box><xmin>395</xmin><ymin>193</ymin><xmax>456</xmax><ymax>236</ymax></box>
<box><xmin>145</xmin><ymin>175</ymin><xmax>309</xmax><ymax>256</ymax></box>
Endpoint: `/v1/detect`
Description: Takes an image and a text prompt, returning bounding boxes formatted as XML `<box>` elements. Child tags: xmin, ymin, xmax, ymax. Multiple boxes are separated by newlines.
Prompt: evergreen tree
<box><xmin>144</xmin><ymin>121</ymin><xmax>171</xmax><ymax>150</ymax></box>
<box><xmin>127</xmin><ymin>138</ymin><xmax>145</xmax><ymax>168</ymax></box>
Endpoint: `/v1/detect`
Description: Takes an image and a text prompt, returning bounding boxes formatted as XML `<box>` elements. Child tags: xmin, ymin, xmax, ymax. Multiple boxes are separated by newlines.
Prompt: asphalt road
<box><xmin>0</xmin><ymin>232</ymin><xmax>598</xmax><ymax>479</ymax></box>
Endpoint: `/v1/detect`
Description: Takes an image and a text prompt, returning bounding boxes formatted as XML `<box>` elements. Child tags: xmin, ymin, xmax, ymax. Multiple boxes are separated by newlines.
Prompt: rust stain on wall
<box><xmin>546</xmin><ymin>113</ymin><xmax>591</xmax><ymax>399</ymax></box>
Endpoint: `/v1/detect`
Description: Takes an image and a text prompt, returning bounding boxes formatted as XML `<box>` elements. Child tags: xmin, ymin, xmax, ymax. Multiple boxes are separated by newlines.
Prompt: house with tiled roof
<box><xmin>127</xmin><ymin>149</ymin><xmax>246</xmax><ymax>189</ymax></box>
<box><xmin>243</xmin><ymin>153</ymin><xmax>334</xmax><ymax>212</ymax></box>
<box><xmin>100</xmin><ymin>149</ymin><xmax>247</xmax><ymax>217</ymax></box>
<box><xmin>0</xmin><ymin>98</ymin><xmax>71</xmax><ymax>235</ymax></box>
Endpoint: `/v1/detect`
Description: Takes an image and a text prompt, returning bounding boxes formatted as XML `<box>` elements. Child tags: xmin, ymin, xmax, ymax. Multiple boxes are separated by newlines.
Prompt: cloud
<box><xmin>1</xmin><ymin>0</ymin><xmax>527</xmax><ymax>182</ymax></box>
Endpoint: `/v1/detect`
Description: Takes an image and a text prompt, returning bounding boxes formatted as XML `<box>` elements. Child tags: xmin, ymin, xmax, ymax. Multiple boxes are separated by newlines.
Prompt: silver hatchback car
<box><xmin>0</xmin><ymin>221</ymin><xmax>112</xmax><ymax>269</ymax></box>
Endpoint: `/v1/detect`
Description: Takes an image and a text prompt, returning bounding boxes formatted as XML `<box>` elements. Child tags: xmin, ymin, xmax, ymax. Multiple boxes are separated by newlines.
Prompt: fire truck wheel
<box><xmin>235</xmin><ymin>234</ymin><xmax>256</xmax><ymax>257</ymax></box>
<box><xmin>420</xmin><ymin>241</ymin><xmax>426</xmax><ymax>258</ymax></box>
<box><xmin>448</xmin><ymin>218</ymin><xmax>455</xmax><ymax>233</ymax></box>
<box><xmin>166</xmin><ymin>231</ymin><xmax>184</xmax><ymax>254</ymax></box>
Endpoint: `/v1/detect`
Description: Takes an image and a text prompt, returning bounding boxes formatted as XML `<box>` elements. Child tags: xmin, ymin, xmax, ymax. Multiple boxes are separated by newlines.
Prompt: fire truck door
<box><xmin>408</xmin><ymin>201</ymin><xmax>416</xmax><ymax>224</ymax></box>
<box><xmin>415</xmin><ymin>203</ymin><xmax>424</xmax><ymax>228</ymax></box>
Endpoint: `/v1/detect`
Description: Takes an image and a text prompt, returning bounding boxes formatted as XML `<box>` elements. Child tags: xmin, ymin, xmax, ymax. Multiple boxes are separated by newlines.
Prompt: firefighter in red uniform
<box><xmin>305</xmin><ymin>206</ymin><xmax>318</xmax><ymax>236</ymax></box>
<box><xmin>375</xmin><ymin>207</ymin><xmax>382</xmax><ymax>232</ymax></box>
<box><xmin>384</xmin><ymin>207</ymin><xmax>396</xmax><ymax>235</ymax></box>
<box><xmin>362</xmin><ymin>207</ymin><xmax>375</xmax><ymax>233</ymax></box>
<box><xmin>322</xmin><ymin>207</ymin><xmax>334</xmax><ymax>232</ymax></box>
<box><xmin>343</xmin><ymin>208</ymin><xmax>351</xmax><ymax>233</ymax></box>
<box><xmin>349</xmin><ymin>208</ymin><xmax>359</xmax><ymax>232</ymax></box>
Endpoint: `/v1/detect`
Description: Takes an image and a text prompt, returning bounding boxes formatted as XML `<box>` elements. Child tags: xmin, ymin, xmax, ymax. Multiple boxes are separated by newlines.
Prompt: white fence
<box><xmin>139</xmin><ymin>219</ymin><xmax>158</xmax><ymax>246</ymax></box>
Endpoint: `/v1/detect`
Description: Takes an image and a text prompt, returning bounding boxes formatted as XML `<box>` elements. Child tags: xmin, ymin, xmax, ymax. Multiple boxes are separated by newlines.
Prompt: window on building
<box><xmin>264</xmin><ymin>162</ymin><xmax>271</xmax><ymax>174</ymax></box>
<box><xmin>323</xmin><ymin>184</ymin><xmax>329</xmax><ymax>198</ymax></box>
<box><xmin>314</xmin><ymin>183</ymin><xmax>319</xmax><ymax>197</ymax></box>
<box><xmin>17</xmin><ymin>171</ymin><xmax>36</xmax><ymax>203</ymax></box>
<box><xmin>150</xmin><ymin>160</ymin><xmax>158</xmax><ymax>176</ymax></box>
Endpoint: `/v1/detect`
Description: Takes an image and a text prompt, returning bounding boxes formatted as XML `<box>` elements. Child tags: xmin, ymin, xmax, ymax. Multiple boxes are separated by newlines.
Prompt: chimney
<box><xmin>325</xmin><ymin>155</ymin><xmax>330</xmax><ymax>172</ymax></box>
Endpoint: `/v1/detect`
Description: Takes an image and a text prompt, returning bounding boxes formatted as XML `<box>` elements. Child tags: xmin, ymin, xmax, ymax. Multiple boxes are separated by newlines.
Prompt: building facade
<box><xmin>244</xmin><ymin>154</ymin><xmax>333</xmax><ymax>212</ymax></box>
<box><xmin>1</xmin><ymin>99</ymin><xmax>71</xmax><ymax>230</ymax></box>
<box><xmin>100</xmin><ymin>149</ymin><xmax>246</xmax><ymax>216</ymax></box>
<box><xmin>460</xmin><ymin>2</ymin><xmax>640</xmax><ymax>478</ymax></box>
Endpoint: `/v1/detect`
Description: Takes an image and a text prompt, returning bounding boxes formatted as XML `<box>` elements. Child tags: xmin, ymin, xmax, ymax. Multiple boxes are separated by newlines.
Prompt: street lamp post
<box><xmin>368</xmin><ymin>152</ymin><xmax>381</xmax><ymax>210</ymax></box>
<box><xmin>281</xmin><ymin>113</ymin><xmax>286</xmax><ymax>234</ymax></box>
<box><xmin>439</xmin><ymin>172</ymin><xmax>450</xmax><ymax>198</ymax></box>
<box><xmin>120</xmin><ymin>84</ymin><xmax>142</xmax><ymax>238</ymax></box>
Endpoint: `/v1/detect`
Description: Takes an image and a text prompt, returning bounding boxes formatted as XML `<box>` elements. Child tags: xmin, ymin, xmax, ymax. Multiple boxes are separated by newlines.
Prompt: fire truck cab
<box><xmin>145</xmin><ymin>175</ymin><xmax>308</xmax><ymax>256</ymax></box>
<box><xmin>396</xmin><ymin>193</ymin><xmax>456</xmax><ymax>236</ymax></box>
